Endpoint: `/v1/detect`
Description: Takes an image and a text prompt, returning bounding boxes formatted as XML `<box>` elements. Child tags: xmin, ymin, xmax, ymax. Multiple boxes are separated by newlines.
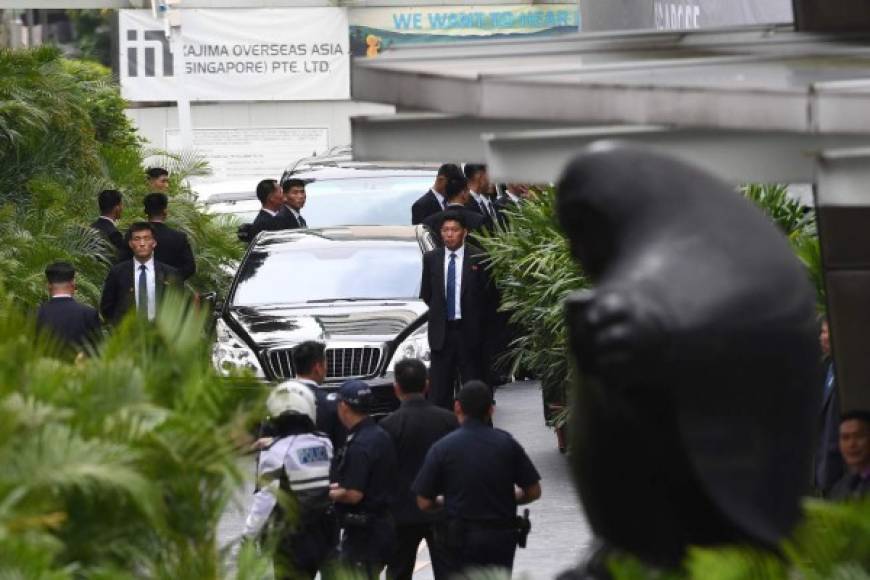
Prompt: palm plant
<box><xmin>0</xmin><ymin>292</ymin><xmax>272</xmax><ymax>578</ymax></box>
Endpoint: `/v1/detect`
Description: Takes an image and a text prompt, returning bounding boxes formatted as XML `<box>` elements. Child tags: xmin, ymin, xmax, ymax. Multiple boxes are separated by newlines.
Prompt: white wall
<box><xmin>126</xmin><ymin>99</ymin><xmax>394</xmax><ymax>151</ymax></box>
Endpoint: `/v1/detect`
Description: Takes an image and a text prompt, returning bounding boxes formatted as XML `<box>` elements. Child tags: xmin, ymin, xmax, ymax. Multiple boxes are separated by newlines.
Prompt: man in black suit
<box><xmin>464</xmin><ymin>164</ymin><xmax>499</xmax><ymax>226</ymax></box>
<box><xmin>250</xmin><ymin>179</ymin><xmax>290</xmax><ymax>238</ymax></box>
<box><xmin>496</xmin><ymin>183</ymin><xmax>531</xmax><ymax>213</ymax></box>
<box><xmin>411</xmin><ymin>163</ymin><xmax>462</xmax><ymax>225</ymax></box>
<box><xmin>90</xmin><ymin>189</ymin><xmax>126</xmax><ymax>257</ymax></box>
<box><xmin>280</xmin><ymin>178</ymin><xmax>308</xmax><ymax>228</ymax></box>
<box><xmin>381</xmin><ymin>358</ymin><xmax>458</xmax><ymax>580</ymax></box>
<box><xmin>423</xmin><ymin>175</ymin><xmax>488</xmax><ymax>246</ymax></box>
<box><xmin>420</xmin><ymin>211</ymin><xmax>493</xmax><ymax>409</ymax></box>
<box><xmin>37</xmin><ymin>261</ymin><xmax>101</xmax><ymax>351</ymax></box>
<box><xmin>100</xmin><ymin>222</ymin><xmax>181</xmax><ymax>325</ymax></box>
<box><xmin>140</xmin><ymin>193</ymin><xmax>196</xmax><ymax>281</ymax></box>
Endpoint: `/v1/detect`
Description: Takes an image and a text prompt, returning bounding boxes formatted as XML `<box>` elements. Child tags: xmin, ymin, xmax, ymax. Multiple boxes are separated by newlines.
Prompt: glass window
<box><xmin>300</xmin><ymin>176</ymin><xmax>431</xmax><ymax>227</ymax></box>
<box><xmin>231</xmin><ymin>240</ymin><xmax>422</xmax><ymax>306</ymax></box>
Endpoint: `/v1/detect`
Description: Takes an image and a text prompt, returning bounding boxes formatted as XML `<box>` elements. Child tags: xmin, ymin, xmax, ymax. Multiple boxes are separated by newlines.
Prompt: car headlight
<box><xmin>387</xmin><ymin>324</ymin><xmax>431</xmax><ymax>372</ymax></box>
<box><xmin>212</xmin><ymin>318</ymin><xmax>265</xmax><ymax>378</ymax></box>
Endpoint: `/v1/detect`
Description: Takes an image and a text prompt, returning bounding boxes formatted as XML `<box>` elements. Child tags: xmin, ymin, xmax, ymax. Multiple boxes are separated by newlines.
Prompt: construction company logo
<box><xmin>126</xmin><ymin>28</ymin><xmax>173</xmax><ymax>78</ymax></box>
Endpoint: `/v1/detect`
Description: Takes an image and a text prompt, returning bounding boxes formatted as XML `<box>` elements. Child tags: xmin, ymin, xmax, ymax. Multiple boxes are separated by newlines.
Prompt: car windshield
<box><xmin>231</xmin><ymin>239</ymin><xmax>422</xmax><ymax>306</ymax></box>
<box><xmin>205</xmin><ymin>175</ymin><xmax>433</xmax><ymax>227</ymax></box>
<box><xmin>302</xmin><ymin>176</ymin><xmax>431</xmax><ymax>226</ymax></box>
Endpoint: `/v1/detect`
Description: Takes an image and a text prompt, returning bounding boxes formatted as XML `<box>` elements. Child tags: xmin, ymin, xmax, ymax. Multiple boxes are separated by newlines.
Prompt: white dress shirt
<box><xmin>431</xmin><ymin>188</ymin><xmax>446</xmax><ymax>210</ymax></box>
<box><xmin>262</xmin><ymin>207</ymin><xmax>278</xmax><ymax>217</ymax></box>
<box><xmin>133</xmin><ymin>257</ymin><xmax>157</xmax><ymax>321</ymax></box>
<box><xmin>98</xmin><ymin>215</ymin><xmax>117</xmax><ymax>225</ymax></box>
<box><xmin>506</xmin><ymin>191</ymin><xmax>521</xmax><ymax>205</ymax></box>
<box><xmin>443</xmin><ymin>244</ymin><xmax>465</xmax><ymax>320</ymax></box>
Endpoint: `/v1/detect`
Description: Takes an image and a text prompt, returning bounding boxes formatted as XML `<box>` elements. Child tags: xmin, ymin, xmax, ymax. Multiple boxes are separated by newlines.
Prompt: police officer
<box><xmin>329</xmin><ymin>380</ymin><xmax>398</xmax><ymax>578</ymax></box>
<box><xmin>242</xmin><ymin>380</ymin><xmax>338</xmax><ymax>579</ymax></box>
<box><xmin>414</xmin><ymin>380</ymin><xmax>542</xmax><ymax>577</ymax></box>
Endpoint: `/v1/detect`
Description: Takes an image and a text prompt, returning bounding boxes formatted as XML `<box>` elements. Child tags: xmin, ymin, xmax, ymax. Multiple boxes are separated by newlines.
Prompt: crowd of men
<box><xmin>37</xmin><ymin>168</ymin><xmax>195</xmax><ymax>350</ymax></box>
<box><xmin>244</xmin><ymin>345</ymin><xmax>541</xmax><ymax>580</ymax></box>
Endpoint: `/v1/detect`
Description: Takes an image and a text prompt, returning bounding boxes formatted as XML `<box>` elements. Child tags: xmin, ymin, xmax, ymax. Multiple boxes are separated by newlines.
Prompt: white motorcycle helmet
<box><xmin>266</xmin><ymin>380</ymin><xmax>317</xmax><ymax>424</ymax></box>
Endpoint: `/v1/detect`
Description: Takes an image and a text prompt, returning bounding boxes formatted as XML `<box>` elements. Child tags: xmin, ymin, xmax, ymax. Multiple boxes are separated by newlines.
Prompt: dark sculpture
<box><xmin>555</xmin><ymin>146</ymin><xmax>820</xmax><ymax>574</ymax></box>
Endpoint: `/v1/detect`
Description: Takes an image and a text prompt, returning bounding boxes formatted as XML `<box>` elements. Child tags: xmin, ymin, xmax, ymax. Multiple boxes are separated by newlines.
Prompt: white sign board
<box><xmin>165</xmin><ymin>126</ymin><xmax>329</xmax><ymax>183</ymax></box>
<box><xmin>120</xmin><ymin>8</ymin><xmax>350</xmax><ymax>102</ymax></box>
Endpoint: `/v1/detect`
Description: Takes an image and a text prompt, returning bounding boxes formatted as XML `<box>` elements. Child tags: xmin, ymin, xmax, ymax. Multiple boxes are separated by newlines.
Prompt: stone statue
<box><xmin>555</xmin><ymin>146</ymin><xmax>820</xmax><ymax>575</ymax></box>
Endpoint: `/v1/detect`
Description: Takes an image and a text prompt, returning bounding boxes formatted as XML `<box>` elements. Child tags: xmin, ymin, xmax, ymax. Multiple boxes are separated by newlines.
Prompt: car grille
<box><xmin>265</xmin><ymin>345</ymin><xmax>384</xmax><ymax>381</ymax></box>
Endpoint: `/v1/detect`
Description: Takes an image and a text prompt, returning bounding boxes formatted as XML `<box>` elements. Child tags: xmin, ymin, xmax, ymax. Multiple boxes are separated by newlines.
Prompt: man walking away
<box><xmin>380</xmin><ymin>359</ymin><xmax>458</xmax><ymax>580</ymax></box>
<box><xmin>411</xmin><ymin>163</ymin><xmax>462</xmax><ymax>225</ymax></box>
<box><xmin>329</xmin><ymin>380</ymin><xmax>398</xmax><ymax>579</ymax></box>
<box><xmin>91</xmin><ymin>189</ymin><xmax>125</xmax><ymax>258</ymax></box>
<box><xmin>414</xmin><ymin>381</ymin><xmax>541</xmax><ymax>577</ymax></box>
<box><xmin>36</xmin><ymin>261</ymin><xmax>101</xmax><ymax>352</ymax></box>
<box><xmin>140</xmin><ymin>193</ymin><xmax>196</xmax><ymax>281</ymax></box>
<box><xmin>100</xmin><ymin>222</ymin><xmax>181</xmax><ymax>325</ymax></box>
<box><xmin>422</xmin><ymin>176</ymin><xmax>487</xmax><ymax>246</ymax></box>
<box><xmin>815</xmin><ymin>317</ymin><xmax>844</xmax><ymax>495</ymax></box>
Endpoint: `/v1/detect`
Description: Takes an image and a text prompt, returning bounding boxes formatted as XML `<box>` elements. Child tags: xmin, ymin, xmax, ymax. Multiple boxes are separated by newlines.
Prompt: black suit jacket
<box><xmin>36</xmin><ymin>297</ymin><xmax>101</xmax><ymax>350</ymax></box>
<box><xmin>90</xmin><ymin>217</ymin><xmax>126</xmax><ymax>256</ymax></box>
<box><xmin>422</xmin><ymin>204</ymin><xmax>489</xmax><ymax>246</ymax></box>
<box><xmin>278</xmin><ymin>205</ymin><xmax>306</xmax><ymax>229</ymax></box>
<box><xmin>420</xmin><ymin>245</ymin><xmax>493</xmax><ymax>352</ymax></box>
<box><xmin>119</xmin><ymin>222</ymin><xmax>196</xmax><ymax>281</ymax></box>
<box><xmin>411</xmin><ymin>190</ymin><xmax>444</xmax><ymax>225</ymax></box>
<box><xmin>250</xmin><ymin>209</ymin><xmax>290</xmax><ymax>238</ymax></box>
<box><xmin>100</xmin><ymin>259</ymin><xmax>181</xmax><ymax>325</ymax></box>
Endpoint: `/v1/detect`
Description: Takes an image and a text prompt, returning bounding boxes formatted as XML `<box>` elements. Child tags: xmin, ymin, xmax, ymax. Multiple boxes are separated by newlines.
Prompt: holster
<box><xmin>516</xmin><ymin>509</ymin><xmax>531</xmax><ymax>549</ymax></box>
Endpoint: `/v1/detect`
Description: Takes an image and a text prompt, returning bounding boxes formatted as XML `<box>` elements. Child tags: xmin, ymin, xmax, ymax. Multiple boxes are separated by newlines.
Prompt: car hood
<box><xmin>226</xmin><ymin>301</ymin><xmax>428</xmax><ymax>349</ymax></box>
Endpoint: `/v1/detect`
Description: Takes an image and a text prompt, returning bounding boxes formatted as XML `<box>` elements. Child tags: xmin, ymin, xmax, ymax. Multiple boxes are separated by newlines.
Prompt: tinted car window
<box><xmin>232</xmin><ymin>240</ymin><xmax>422</xmax><ymax>306</ymax></box>
<box><xmin>298</xmin><ymin>176</ymin><xmax>431</xmax><ymax>227</ymax></box>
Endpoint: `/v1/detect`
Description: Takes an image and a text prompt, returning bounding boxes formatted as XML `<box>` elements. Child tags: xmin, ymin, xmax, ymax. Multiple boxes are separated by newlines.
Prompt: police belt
<box><xmin>455</xmin><ymin>518</ymin><xmax>518</xmax><ymax>530</ymax></box>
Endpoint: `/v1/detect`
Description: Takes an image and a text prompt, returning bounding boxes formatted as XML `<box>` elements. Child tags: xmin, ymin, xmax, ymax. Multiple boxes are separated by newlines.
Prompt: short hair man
<box><xmin>251</xmin><ymin>179</ymin><xmax>290</xmax><ymax>238</ymax></box>
<box><xmin>422</xmin><ymin>176</ymin><xmax>487</xmax><ymax>245</ymax></box>
<box><xmin>91</xmin><ymin>189</ymin><xmax>126</xmax><ymax>256</ymax></box>
<box><xmin>36</xmin><ymin>261</ymin><xmax>101</xmax><ymax>351</ymax></box>
<box><xmin>464</xmin><ymin>163</ymin><xmax>498</xmax><ymax>223</ymax></box>
<box><xmin>146</xmin><ymin>167</ymin><xmax>170</xmax><ymax>193</ymax></box>
<box><xmin>414</xmin><ymin>381</ymin><xmax>541</xmax><ymax>577</ymax></box>
<box><xmin>291</xmin><ymin>340</ymin><xmax>344</xmax><ymax>449</ymax></box>
<box><xmin>828</xmin><ymin>411</ymin><xmax>870</xmax><ymax>501</ymax></box>
<box><xmin>330</xmin><ymin>380</ymin><xmax>399</xmax><ymax>578</ymax></box>
<box><xmin>280</xmin><ymin>178</ymin><xmax>308</xmax><ymax>229</ymax></box>
<box><xmin>100</xmin><ymin>222</ymin><xmax>181</xmax><ymax>325</ymax></box>
<box><xmin>380</xmin><ymin>359</ymin><xmax>458</xmax><ymax>580</ymax></box>
<box><xmin>129</xmin><ymin>192</ymin><xmax>197</xmax><ymax>281</ymax></box>
<box><xmin>411</xmin><ymin>163</ymin><xmax>463</xmax><ymax>225</ymax></box>
<box><xmin>420</xmin><ymin>212</ymin><xmax>494</xmax><ymax>408</ymax></box>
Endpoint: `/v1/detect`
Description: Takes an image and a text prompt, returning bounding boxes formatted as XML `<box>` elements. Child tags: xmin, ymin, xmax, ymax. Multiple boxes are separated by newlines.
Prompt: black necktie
<box><xmin>138</xmin><ymin>264</ymin><xmax>148</xmax><ymax>316</ymax></box>
<box><xmin>299</xmin><ymin>214</ymin><xmax>307</xmax><ymax>228</ymax></box>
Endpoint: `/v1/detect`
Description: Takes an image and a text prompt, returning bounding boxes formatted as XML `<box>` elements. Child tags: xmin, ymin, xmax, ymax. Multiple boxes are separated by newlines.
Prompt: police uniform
<box><xmin>413</xmin><ymin>418</ymin><xmax>541</xmax><ymax>576</ymax></box>
<box><xmin>244</xmin><ymin>432</ymin><xmax>336</xmax><ymax>579</ymax></box>
<box><xmin>332</xmin><ymin>382</ymin><xmax>399</xmax><ymax>578</ymax></box>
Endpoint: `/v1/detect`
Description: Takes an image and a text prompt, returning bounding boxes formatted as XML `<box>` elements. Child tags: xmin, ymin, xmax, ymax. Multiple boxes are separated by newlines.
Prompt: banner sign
<box><xmin>120</xmin><ymin>8</ymin><xmax>350</xmax><ymax>102</ymax></box>
<box><xmin>164</xmin><ymin>127</ymin><xmax>329</xmax><ymax>184</ymax></box>
<box><xmin>653</xmin><ymin>0</ymin><xmax>792</xmax><ymax>30</ymax></box>
<box><xmin>349</xmin><ymin>4</ymin><xmax>579</xmax><ymax>56</ymax></box>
